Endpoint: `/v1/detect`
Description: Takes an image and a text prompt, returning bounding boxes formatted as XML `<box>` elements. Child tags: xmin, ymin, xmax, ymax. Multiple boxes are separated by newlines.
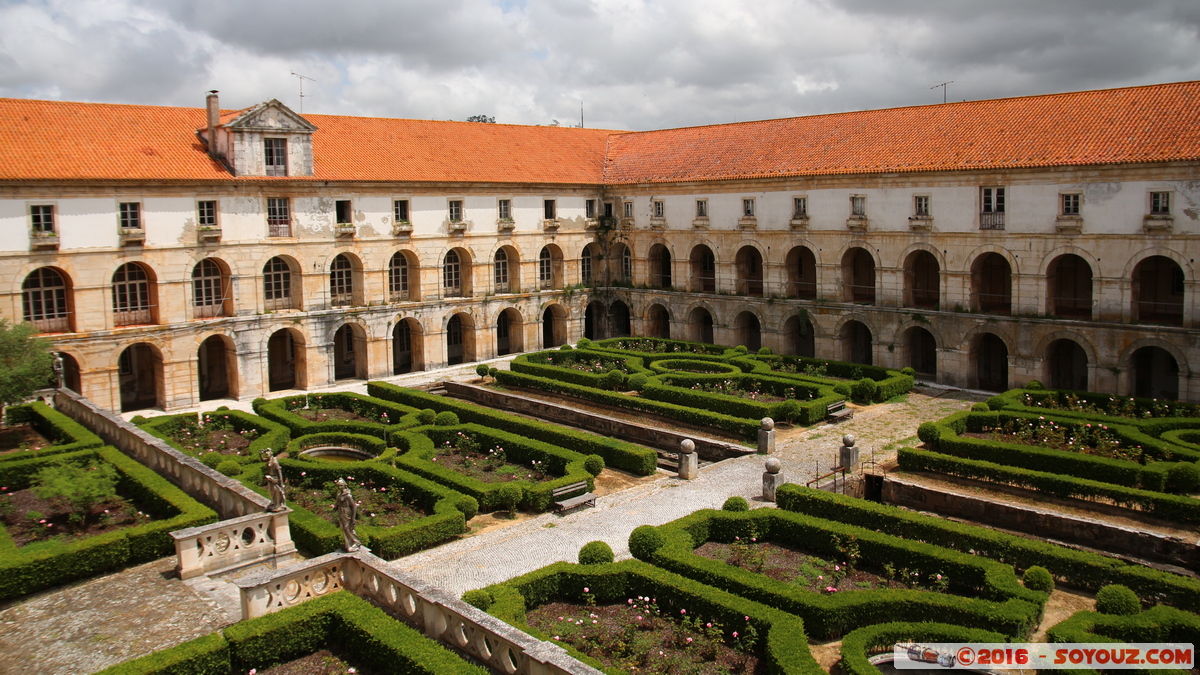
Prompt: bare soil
<box><xmin>286</xmin><ymin>478</ymin><xmax>426</xmax><ymax>529</ymax></box>
<box><xmin>695</xmin><ymin>540</ymin><xmax>925</xmax><ymax>593</ymax></box>
<box><xmin>260</xmin><ymin>649</ymin><xmax>366</xmax><ymax>674</ymax></box>
<box><xmin>0</xmin><ymin>488</ymin><xmax>150</xmax><ymax>546</ymax></box>
<box><xmin>165</xmin><ymin>426</ymin><xmax>252</xmax><ymax>456</ymax></box>
<box><xmin>0</xmin><ymin>424</ymin><xmax>51</xmax><ymax>455</ymax></box>
<box><xmin>296</xmin><ymin>408</ymin><xmax>376</xmax><ymax>424</ymax></box>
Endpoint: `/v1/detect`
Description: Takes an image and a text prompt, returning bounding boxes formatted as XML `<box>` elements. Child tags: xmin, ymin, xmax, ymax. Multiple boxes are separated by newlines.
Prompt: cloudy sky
<box><xmin>1</xmin><ymin>0</ymin><xmax>1199</xmax><ymax>131</ymax></box>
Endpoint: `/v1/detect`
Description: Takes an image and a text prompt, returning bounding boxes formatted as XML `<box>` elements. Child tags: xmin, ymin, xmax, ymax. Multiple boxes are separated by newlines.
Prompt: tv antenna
<box><xmin>930</xmin><ymin>81</ymin><xmax>954</xmax><ymax>104</ymax></box>
<box><xmin>291</xmin><ymin>71</ymin><xmax>316</xmax><ymax>113</ymax></box>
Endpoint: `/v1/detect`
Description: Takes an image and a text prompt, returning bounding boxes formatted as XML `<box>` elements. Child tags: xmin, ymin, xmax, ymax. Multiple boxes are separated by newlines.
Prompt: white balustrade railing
<box><xmin>235</xmin><ymin>551</ymin><xmax>604</xmax><ymax>675</ymax></box>
<box><xmin>171</xmin><ymin>510</ymin><xmax>297</xmax><ymax>580</ymax></box>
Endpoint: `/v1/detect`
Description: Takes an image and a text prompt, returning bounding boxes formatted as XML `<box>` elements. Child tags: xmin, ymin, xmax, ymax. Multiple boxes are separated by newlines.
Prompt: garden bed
<box><xmin>156</xmin><ymin>415</ymin><xmax>257</xmax><ymax>456</ymax></box>
<box><xmin>0</xmin><ymin>481</ymin><xmax>152</xmax><ymax>546</ymax></box>
<box><xmin>432</xmin><ymin>430</ymin><xmax>550</xmax><ymax>483</ymax></box>
<box><xmin>0</xmin><ymin>424</ymin><xmax>51</xmax><ymax>455</ymax></box>
<box><xmin>694</xmin><ymin>540</ymin><xmax>932</xmax><ymax>594</ymax></box>
<box><xmin>258</xmin><ymin>649</ymin><xmax>367</xmax><ymax>675</ymax></box>
<box><xmin>286</xmin><ymin>476</ymin><xmax>426</xmax><ymax>530</ymax></box>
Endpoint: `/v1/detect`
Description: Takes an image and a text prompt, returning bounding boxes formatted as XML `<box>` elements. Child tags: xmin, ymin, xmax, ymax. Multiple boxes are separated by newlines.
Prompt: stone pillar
<box><xmin>762</xmin><ymin>457</ymin><xmax>784</xmax><ymax>502</ymax></box>
<box><xmin>758</xmin><ymin>417</ymin><xmax>775</xmax><ymax>455</ymax></box>
<box><xmin>677</xmin><ymin>439</ymin><xmax>698</xmax><ymax>479</ymax></box>
<box><xmin>839</xmin><ymin>434</ymin><xmax>860</xmax><ymax>471</ymax></box>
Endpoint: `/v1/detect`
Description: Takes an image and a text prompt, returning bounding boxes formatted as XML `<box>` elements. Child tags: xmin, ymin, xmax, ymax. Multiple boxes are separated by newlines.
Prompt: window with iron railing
<box><xmin>329</xmin><ymin>254</ymin><xmax>354</xmax><ymax>307</ymax></box>
<box><xmin>267</xmin><ymin>198</ymin><xmax>291</xmax><ymax>237</ymax></box>
<box><xmin>443</xmin><ymin>250</ymin><xmax>463</xmax><ymax>297</ymax></box>
<box><xmin>22</xmin><ymin>268</ymin><xmax>70</xmax><ymax>333</ymax></box>
<box><xmin>112</xmin><ymin>263</ymin><xmax>153</xmax><ymax>325</ymax></box>
<box><xmin>263</xmin><ymin>256</ymin><xmax>295</xmax><ymax>311</ymax></box>
<box><xmin>980</xmin><ymin>187</ymin><xmax>1005</xmax><ymax>229</ymax></box>
<box><xmin>389</xmin><ymin>253</ymin><xmax>410</xmax><ymax>301</ymax></box>
<box><xmin>192</xmin><ymin>259</ymin><xmax>227</xmax><ymax>318</ymax></box>
<box><xmin>494</xmin><ymin>250</ymin><xmax>510</xmax><ymax>293</ymax></box>
<box><xmin>539</xmin><ymin>248</ymin><xmax>553</xmax><ymax>289</ymax></box>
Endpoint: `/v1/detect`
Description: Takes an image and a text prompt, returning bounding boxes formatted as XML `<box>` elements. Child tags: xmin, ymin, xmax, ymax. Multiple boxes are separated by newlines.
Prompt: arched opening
<box><xmin>267</xmin><ymin>329</ymin><xmax>306</xmax><ymax>391</ymax></box>
<box><xmin>648</xmin><ymin>244</ymin><xmax>672</xmax><ymax>289</ymax></box>
<box><xmin>903</xmin><ymin>250</ymin><xmax>940</xmax><ymax>309</ymax></box>
<box><xmin>971</xmin><ymin>253</ymin><xmax>1012</xmax><ymax>314</ymax></box>
<box><xmin>118</xmin><ymin>343</ymin><xmax>162</xmax><ymax>412</ymax></box>
<box><xmin>841</xmin><ymin>248</ymin><xmax>875</xmax><ymax>304</ymax></box>
<box><xmin>647</xmin><ymin>304</ymin><xmax>671</xmax><ymax>339</ymax></box>
<box><xmin>839</xmin><ymin>321</ymin><xmax>873</xmax><ymax>365</ymax></box>
<box><xmin>263</xmin><ymin>256</ymin><xmax>301</xmax><ymax>311</ymax></box>
<box><xmin>112</xmin><ymin>262</ymin><xmax>157</xmax><ymax>326</ymax></box>
<box><xmin>393</xmin><ymin>319</ymin><xmax>425</xmax><ymax>374</ymax></box>
<box><xmin>494</xmin><ymin>247</ymin><xmax>520</xmax><ymax>294</ymax></box>
<box><xmin>1132</xmin><ymin>256</ymin><xmax>1184</xmax><ymax>326</ymax></box>
<box><xmin>610</xmin><ymin>301</ymin><xmax>631</xmax><ymax>337</ymax></box>
<box><xmin>580</xmin><ymin>244</ymin><xmax>599</xmax><ymax>285</ymax></box>
<box><xmin>329</xmin><ymin>253</ymin><xmax>361</xmax><ymax>307</ymax></box>
<box><xmin>57</xmin><ymin>352</ymin><xmax>81</xmax><ymax>393</ymax></box>
<box><xmin>903</xmin><ymin>326</ymin><xmax>937</xmax><ymax>377</ymax></box>
<box><xmin>688</xmin><ymin>307</ymin><xmax>715</xmax><ymax>344</ymax></box>
<box><xmin>538</xmin><ymin>245</ymin><xmax>564</xmax><ymax>291</ymax></box>
<box><xmin>446</xmin><ymin>313</ymin><xmax>476</xmax><ymax>365</ymax></box>
<box><xmin>22</xmin><ymin>267</ymin><xmax>73</xmax><ymax>333</ymax></box>
<box><xmin>1131</xmin><ymin>346</ymin><xmax>1179</xmax><ymax>399</ymax></box>
<box><xmin>1047</xmin><ymin>254</ymin><xmax>1092</xmax><ymax>319</ymax></box>
<box><xmin>192</xmin><ymin>258</ymin><xmax>232</xmax><ymax>318</ymax></box>
<box><xmin>785</xmin><ymin>246</ymin><xmax>816</xmax><ymax>299</ymax></box>
<box><xmin>543</xmin><ymin>305</ymin><xmax>567</xmax><ymax>348</ymax></box>
<box><xmin>496</xmin><ymin>308</ymin><xmax>524</xmax><ymax>355</ymax></box>
<box><xmin>971</xmin><ymin>333</ymin><xmax>1009</xmax><ymax>392</ymax></box>
<box><xmin>333</xmin><ymin>324</ymin><xmax>367</xmax><ymax>380</ymax></box>
<box><xmin>388</xmin><ymin>251</ymin><xmax>418</xmax><ymax>302</ymax></box>
<box><xmin>609</xmin><ymin>243</ymin><xmax>632</xmax><ymax>284</ymax></box>
<box><xmin>444</xmin><ymin>249</ymin><xmax>472</xmax><ymax>298</ymax></box>
<box><xmin>735</xmin><ymin>246</ymin><xmax>764</xmax><ymax>297</ymax></box>
<box><xmin>584</xmin><ymin>300</ymin><xmax>603</xmax><ymax>339</ymax></box>
<box><xmin>782</xmin><ymin>315</ymin><xmax>815</xmax><ymax>357</ymax></box>
<box><xmin>690</xmin><ymin>245</ymin><xmax>716</xmax><ymax>293</ymax></box>
<box><xmin>197</xmin><ymin>335</ymin><xmax>237</xmax><ymax>401</ymax></box>
<box><xmin>1046</xmin><ymin>338</ymin><xmax>1088</xmax><ymax>391</ymax></box>
<box><xmin>734</xmin><ymin>312</ymin><xmax>761</xmax><ymax>351</ymax></box>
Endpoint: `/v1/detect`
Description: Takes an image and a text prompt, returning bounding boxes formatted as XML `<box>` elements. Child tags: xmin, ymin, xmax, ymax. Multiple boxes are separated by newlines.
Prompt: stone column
<box><xmin>677</xmin><ymin>439</ymin><xmax>698</xmax><ymax>479</ymax></box>
<box><xmin>758</xmin><ymin>417</ymin><xmax>775</xmax><ymax>455</ymax></box>
<box><xmin>839</xmin><ymin>434</ymin><xmax>860</xmax><ymax>471</ymax></box>
<box><xmin>762</xmin><ymin>457</ymin><xmax>784</xmax><ymax>502</ymax></box>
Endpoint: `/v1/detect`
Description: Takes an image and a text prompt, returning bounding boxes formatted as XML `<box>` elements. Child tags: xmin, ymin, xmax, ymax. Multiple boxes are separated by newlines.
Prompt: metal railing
<box><xmin>979</xmin><ymin>212</ymin><xmax>1006</xmax><ymax>230</ymax></box>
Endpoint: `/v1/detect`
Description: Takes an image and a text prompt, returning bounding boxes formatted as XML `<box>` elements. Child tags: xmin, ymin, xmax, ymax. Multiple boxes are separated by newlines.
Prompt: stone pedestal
<box><xmin>677</xmin><ymin>439</ymin><xmax>698</xmax><ymax>479</ymax></box>
<box><xmin>758</xmin><ymin>418</ymin><xmax>775</xmax><ymax>455</ymax></box>
<box><xmin>839</xmin><ymin>434</ymin><xmax>859</xmax><ymax>471</ymax></box>
<box><xmin>762</xmin><ymin>457</ymin><xmax>784</xmax><ymax>502</ymax></box>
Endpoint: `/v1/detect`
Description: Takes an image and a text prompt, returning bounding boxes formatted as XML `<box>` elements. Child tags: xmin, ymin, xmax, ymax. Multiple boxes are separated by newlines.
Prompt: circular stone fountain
<box><xmin>298</xmin><ymin>445</ymin><xmax>376</xmax><ymax>462</ymax></box>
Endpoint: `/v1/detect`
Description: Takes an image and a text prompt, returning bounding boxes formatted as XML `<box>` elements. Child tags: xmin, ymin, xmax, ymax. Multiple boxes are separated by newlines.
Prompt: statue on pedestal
<box><xmin>335</xmin><ymin>478</ymin><xmax>362</xmax><ymax>552</ymax></box>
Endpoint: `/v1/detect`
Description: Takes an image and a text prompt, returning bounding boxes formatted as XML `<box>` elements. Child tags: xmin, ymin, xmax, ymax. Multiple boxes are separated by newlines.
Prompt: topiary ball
<box><xmin>772</xmin><ymin>399</ymin><xmax>802</xmax><ymax>423</ymax></box>
<box><xmin>488</xmin><ymin>367</ymin><xmax>499</xmax><ymax>378</ymax></box>
<box><xmin>1095</xmin><ymin>584</ymin><xmax>1140</xmax><ymax>615</ymax></box>
<box><xmin>627</xmin><ymin>373</ymin><xmax>649</xmax><ymax>391</ymax></box>
<box><xmin>733</xmin><ymin>345</ymin><xmax>749</xmax><ymax>355</ymax></box>
<box><xmin>576</xmin><ymin>338</ymin><xmax>592</xmax><ymax>348</ymax></box>
<box><xmin>757</xmin><ymin>346</ymin><xmax>773</xmax><ymax>356</ymax></box>
<box><xmin>433</xmin><ymin>411</ymin><xmax>459</xmax><ymax>426</ymax></box>
<box><xmin>462</xmin><ymin>589</ymin><xmax>493</xmax><ymax>611</ymax></box>
<box><xmin>901</xmin><ymin>367</ymin><xmax>916</xmax><ymax>376</ymax></box>
<box><xmin>584</xmin><ymin>454</ymin><xmax>605</xmax><ymax>476</ymax></box>
<box><xmin>455</xmin><ymin>495</ymin><xmax>479</xmax><ymax>521</ymax></box>
<box><xmin>475</xmin><ymin>364</ymin><xmax>490</xmax><ymax>377</ymax></box>
<box><xmin>578</xmin><ymin>540</ymin><xmax>614</xmax><ymax>565</ymax></box>
<box><xmin>1166</xmin><ymin>462</ymin><xmax>1200</xmax><ymax>494</ymax></box>
<box><xmin>418</xmin><ymin>409</ymin><xmax>437</xmax><ymax>425</ymax></box>
<box><xmin>629</xmin><ymin>525</ymin><xmax>665</xmax><ymax>561</ymax></box>
<box><xmin>200</xmin><ymin>452</ymin><xmax>225</xmax><ymax>469</ymax></box>
<box><xmin>1022</xmin><ymin>566</ymin><xmax>1055</xmax><ymax>592</ymax></box>
<box><xmin>1026</xmin><ymin>380</ymin><xmax>1045</xmax><ymax>390</ymax></box>
<box><xmin>601</xmin><ymin>369</ymin><xmax>627</xmax><ymax>391</ymax></box>
<box><xmin>559</xmin><ymin>344</ymin><xmax>573</xmax><ymax>351</ymax></box>
<box><xmin>834</xmin><ymin>383</ymin><xmax>852</xmax><ymax>397</ymax></box>
<box><xmin>917</xmin><ymin>422</ymin><xmax>940</xmax><ymax>445</ymax></box>
<box><xmin>496</xmin><ymin>484</ymin><xmax>522</xmax><ymax>517</ymax></box>
<box><xmin>972</xmin><ymin>402</ymin><xmax>990</xmax><ymax>412</ymax></box>
<box><xmin>216</xmin><ymin>460</ymin><xmax>242</xmax><ymax>477</ymax></box>
<box><xmin>722</xmin><ymin>496</ymin><xmax>750</xmax><ymax>512</ymax></box>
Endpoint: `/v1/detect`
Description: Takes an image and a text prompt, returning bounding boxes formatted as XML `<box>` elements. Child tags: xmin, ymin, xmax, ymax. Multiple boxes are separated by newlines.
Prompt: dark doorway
<box><xmin>840</xmin><ymin>321</ymin><xmax>873</xmax><ymax>365</ymax></box>
<box><xmin>1047</xmin><ymin>254</ymin><xmax>1092</xmax><ymax>319</ymax></box>
<box><xmin>1047</xmin><ymin>339</ymin><xmax>1088</xmax><ymax>391</ymax></box>
<box><xmin>1131</xmin><ymin>346</ymin><xmax>1179</xmax><ymax>399</ymax></box>
<box><xmin>904</xmin><ymin>251</ymin><xmax>940</xmax><ymax>309</ymax></box>
<box><xmin>333</xmin><ymin>324</ymin><xmax>362</xmax><ymax>380</ymax></box>
<box><xmin>197</xmin><ymin>335</ymin><xmax>234</xmax><ymax>401</ymax></box>
<box><xmin>972</xmin><ymin>254</ymin><xmax>1012</xmax><ymax>314</ymax></box>
<box><xmin>905</xmin><ymin>327</ymin><xmax>937</xmax><ymax>376</ymax></box>
<box><xmin>734</xmin><ymin>312</ymin><xmax>761</xmax><ymax>352</ymax></box>
<box><xmin>974</xmin><ymin>333</ymin><xmax>1009</xmax><ymax>392</ymax></box>
<box><xmin>118</xmin><ymin>343</ymin><xmax>162</xmax><ymax>412</ymax></box>
<box><xmin>1132</xmin><ymin>256</ymin><xmax>1184</xmax><ymax>326</ymax></box>
<box><xmin>267</xmin><ymin>329</ymin><xmax>302</xmax><ymax>391</ymax></box>
<box><xmin>610</xmin><ymin>301</ymin><xmax>631</xmax><ymax>337</ymax></box>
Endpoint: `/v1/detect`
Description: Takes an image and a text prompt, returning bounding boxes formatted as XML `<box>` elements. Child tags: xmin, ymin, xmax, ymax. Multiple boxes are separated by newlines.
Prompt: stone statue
<box><xmin>265</xmin><ymin>474</ymin><xmax>286</xmax><ymax>511</ymax></box>
<box><xmin>335</xmin><ymin>478</ymin><xmax>362</xmax><ymax>552</ymax></box>
<box><xmin>262</xmin><ymin>449</ymin><xmax>285</xmax><ymax>489</ymax></box>
<box><xmin>52</xmin><ymin>352</ymin><xmax>64</xmax><ymax>389</ymax></box>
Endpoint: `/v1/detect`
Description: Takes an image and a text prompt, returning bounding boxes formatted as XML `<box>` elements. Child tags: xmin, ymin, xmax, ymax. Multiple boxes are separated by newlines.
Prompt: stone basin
<box><xmin>298</xmin><ymin>445</ymin><xmax>375</xmax><ymax>462</ymax></box>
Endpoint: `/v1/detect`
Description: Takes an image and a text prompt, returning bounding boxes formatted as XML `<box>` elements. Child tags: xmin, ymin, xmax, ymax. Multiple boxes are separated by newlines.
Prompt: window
<box><xmin>604</xmin><ymin>202</ymin><xmax>614</xmax><ymax>218</ymax></box>
<box><xmin>335</xmin><ymin>200</ymin><xmax>352</xmax><ymax>224</ymax></box>
<box><xmin>623</xmin><ymin>201</ymin><xmax>634</xmax><ymax>218</ymax></box>
<box><xmin>1151</xmin><ymin>192</ymin><xmax>1171</xmax><ymax>215</ymax></box>
<box><xmin>792</xmin><ymin>197</ymin><xmax>807</xmax><ymax>218</ymax></box>
<box><xmin>330</xmin><ymin>254</ymin><xmax>354</xmax><ymax>306</ymax></box>
<box><xmin>267</xmin><ymin>198</ymin><xmax>291</xmax><ymax>237</ymax></box>
<box><xmin>443</xmin><ymin>250</ymin><xmax>462</xmax><ymax>297</ymax></box>
<box><xmin>388</xmin><ymin>253</ymin><xmax>410</xmax><ymax>301</ymax></box>
<box><xmin>264</xmin><ymin>138</ymin><xmax>288</xmax><ymax>176</ymax></box>
<box><xmin>119</xmin><ymin>202</ymin><xmax>141</xmax><ymax>229</ymax></box>
<box><xmin>581</xmin><ymin>249</ymin><xmax>593</xmax><ymax>284</ymax></box>
<box><xmin>696</xmin><ymin>200</ymin><xmax>708</xmax><ymax>218</ymax></box>
<box><xmin>112</xmin><ymin>263</ymin><xmax>152</xmax><ymax>326</ymax></box>
<box><xmin>494</xmin><ymin>250</ymin><xmax>509</xmax><ymax>292</ymax></box>
<box><xmin>622</xmin><ymin>247</ymin><xmax>632</xmax><ymax>281</ymax></box>
<box><xmin>586</xmin><ymin>199</ymin><xmax>596</xmax><ymax>219</ymax></box>
<box><xmin>653</xmin><ymin>200</ymin><xmax>665</xmax><ymax>218</ymax></box>
<box><xmin>192</xmin><ymin>259</ymin><xmax>226</xmax><ymax>318</ymax></box>
<box><xmin>448</xmin><ymin>200</ymin><xmax>463</xmax><ymax>223</ymax></box>
<box><xmin>981</xmin><ymin>187</ymin><xmax>1005</xmax><ymax>229</ymax></box>
<box><xmin>30</xmin><ymin>205</ymin><xmax>54</xmax><ymax>233</ymax></box>
<box><xmin>22</xmin><ymin>268</ymin><xmax>70</xmax><ymax>332</ymax></box>
<box><xmin>544</xmin><ymin>199</ymin><xmax>557</xmax><ymax>220</ymax></box>
<box><xmin>1060</xmin><ymin>193</ymin><xmax>1080</xmax><ymax>216</ymax></box>
<box><xmin>742</xmin><ymin>199</ymin><xmax>755</xmax><ymax>217</ymax></box>
<box><xmin>850</xmin><ymin>195</ymin><xmax>866</xmax><ymax>217</ymax></box>
<box><xmin>263</xmin><ymin>257</ymin><xmax>293</xmax><ymax>310</ymax></box>
<box><xmin>498</xmin><ymin>199</ymin><xmax>512</xmax><ymax>221</ymax></box>
<box><xmin>913</xmin><ymin>195</ymin><xmax>930</xmax><ymax>217</ymax></box>
<box><xmin>539</xmin><ymin>248</ymin><xmax>552</xmax><ymax>289</ymax></box>
<box><xmin>197</xmin><ymin>201</ymin><xmax>217</xmax><ymax>227</ymax></box>
<box><xmin>393</xmin><ymin>199</ymin><xmax>410</xmax><ymax>223</ymax></box>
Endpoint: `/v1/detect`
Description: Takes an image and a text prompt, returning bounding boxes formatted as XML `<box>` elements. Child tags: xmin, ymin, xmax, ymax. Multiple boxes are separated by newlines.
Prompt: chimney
<box><xmin>205</xmin><ymin>90</ymin><xmax>220</xmax><ymax>157</ymax></box>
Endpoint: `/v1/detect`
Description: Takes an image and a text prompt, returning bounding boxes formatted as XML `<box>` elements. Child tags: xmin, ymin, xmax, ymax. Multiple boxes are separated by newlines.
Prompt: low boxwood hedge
<box><xmin>1044</xmin><ymin>606</ymin><xmax>1200</xmax><ymax>675</ymax></box>
<box><xmin>284</xmin><ymin>432</ymin><xmax>389</xmax><ymax>460</ymax></box>
<box><xmin>776</xmin><ymin>485</ymin><xmax>1200</xmax><ymax>609</ymax></box>
<box><xmin>754</xmin><ymin>355</ymin><xmax>915</xmax><ymax>402</ymax></box>
<box><xmin>629</xmin><ymin>508</ymin><xmax>1044</xmax><ymax>639</ymax></box>
<box><xmin>840</xmin><ymin>622</ymin><xmax>1005</xmax><ymax>675</ymax></box>
<box><xmin>252</xmin><ymin>392</ymin><xmax>421</xmax><ymax>439</ymax></box>
<box><xmin>0</xmin><ymin>446</ymin><xmax>217</xmax><ymax>601</ymax></box>
<box><xmin>479</xmin><ymin>559</ymin><xmax>824</xmax><ymax>675</ymax></box>
<box><xmin>138</xmin><ymin>410</ymin><xmax>290</xmax><ymax>468</ymax></box>
<box><xmin>1</xmin><ymin>401</ymin><xmax>104</xmax><ymax>462</ymax></box>
<box><xmin>367</xmin><ymin>381</ymin><xmax>659</xmax><ymax>475</ymax></box>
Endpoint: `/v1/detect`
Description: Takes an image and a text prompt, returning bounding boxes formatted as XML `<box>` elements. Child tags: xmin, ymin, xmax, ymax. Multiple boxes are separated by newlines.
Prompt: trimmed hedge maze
<box><xmin>1</xmin><ymin>401</ymin><xmax>104</xmax><ymax>462</ymax></box>
<box><xmin>496</xmin><ymin>337</ymin><xmax>914</xmax><ymax>441</ymax></box>
<box><xmin>910</xmin><ymin>386</ymin><xmax>1200</xmax><ymax>524</ymax></box>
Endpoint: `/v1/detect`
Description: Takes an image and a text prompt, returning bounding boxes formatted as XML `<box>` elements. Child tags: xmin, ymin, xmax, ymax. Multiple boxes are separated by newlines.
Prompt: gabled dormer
<box><xmin>199</xmin><ymin>92</ymin><xmax>317</xmax><ymax>177</ymax></box>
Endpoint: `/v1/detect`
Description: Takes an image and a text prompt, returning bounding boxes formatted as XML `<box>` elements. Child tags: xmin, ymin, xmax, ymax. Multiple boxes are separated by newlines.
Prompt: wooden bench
<box><xmin>552</xmin><ymin>481</ymin><xmax>597</xmax><ymax>512</ymax></box>
<box><xmin>826</xmin><ymin>400</ymin><xmax>854</xmax><ymax>423</ymax></box>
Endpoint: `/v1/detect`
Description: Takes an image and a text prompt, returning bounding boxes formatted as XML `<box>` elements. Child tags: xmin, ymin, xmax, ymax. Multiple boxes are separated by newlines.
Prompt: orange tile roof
<box><xmin>1</xmin><ymin>81</ymin><xmax>1198</xmax><ymax>185</ymax></box>
<box><xmin>603</xmin><ymin>81</ymin><xmax>1200</xmax><ymax>184</ymax></box>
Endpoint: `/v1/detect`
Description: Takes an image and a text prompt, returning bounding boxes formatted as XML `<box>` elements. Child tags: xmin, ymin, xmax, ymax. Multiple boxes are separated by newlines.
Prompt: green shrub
<box><xmin>1022</xmin><ymin>566</ymin><xmax>1055</xmax><ymax>592</ymax></box>
<box><xmin>576</xmin><ymin>338</ymin><xmax>592</xmax><ymax>348</ymax></box>
<box><xmin>757</xmin><ymin>347</ymin><xmax>773</xmax><ymax>356</ymax></box>
<box><xmin>600</xmin><ymin>369</ymin><xmax>627</xmax><ymax>391</ymax></box>
<box><xmin>418</xmin><ymin>409</ymin><xmax>437</xmax><ymax>425</ymax></box>
<box><xmin>584</xmin><ymin>454</ymin><xmax>605</xmax><ymax>476</ymax></box>
<box><xmin>627</xmin><ymin>373</ymin><xmax>649</xmax><ymax>391</ymax></box>
<box><xmin>773</xmin><ymin>399</ymin><xmax>802</xmax><ymax>423</ymax></box>
<box><xmin>722</xmin><ymin>496</ymin><xmax>750</xmax><ymax>512</ymax></box>
<box><xmin>433</xmin><ymin>411</ymin><xmax>459</xmax><ymax>426</ymax></box>
<box><xmin>629</xmin><ymin>524</ymin><xmax>665</xmax><ymax>561</ymax></box>
<box><xmin>833</xmin><ymin>383</ymin><xmax>851</xmax><ymax>397</ymax></box>
<box><xmin>216</xmin><ymin>460</ymin><xmax>242</xmax><ymax>476</ymax></box>
<box><xmin>1026</xmin><ymin>380</ymin><xmax>1045</xmax><ymax>390</ymax></box>
<box><xmin>1095</xmin><ymin>585</ymin><xmax>1141</xmax><ymax>615</ymax></box>
<box><xmin>850</xmin><ymin>378</ymin><xmax>878</xmax><ymax>404</ymax></box>
<box><xmin>733</xmin><ymin>345</ymin><xmax>749</xmax><ymax>355</ymax></box>
<box><xmin>578</xmin><ymin>540</ymin><xmax>615</xmax><ymax>564</ymax></box>
<box><xmin>1166</xmin><ymin>462</ymin><xmax>1200</xmax><ymax>493</ymax></box>
<box><xmin>455</xmin><ymin>495</ymin><xmax>479</xmax><ymax>521</ymax></box>
<box><xmin>461</xmin><ymin>589</ymin><xmax>494</xmax><ymax>611</ymax></box>
<box><xmin>488</xmin><ymin>367</ymin><xmax>498</xmax><ymax>378</ymax></box>
<box><xmin>901</xmin><ymin>367</ymin><xmax>916</xmax><ymax>376</ymax></box>
<box><xmin>475</xmin><ymin>364</ymin><xmax>490</xmax><ymax>377</ymax></box>
<box><xmin>917</xmin><ymin>422</ymin><xmax>939</xmax><ymax>445</ymax></box>
<box><xmin>972</xmin><ymin>402</ymin><xmax>990</xmax><ymax>412</ymax></box>
<box><xmin>199</xmin><ymin>452</ymin><xmax>224</xmax><ymax>469</ymax></box>
<box><xmin>497</xmin><ymin>484</ymin><xmax>521</xmax><ymax>517</ymax></box>
<box><xmin>32</xmin><ymin>460</ymin><xmax>118</xmax><ymax>517</ymax></box>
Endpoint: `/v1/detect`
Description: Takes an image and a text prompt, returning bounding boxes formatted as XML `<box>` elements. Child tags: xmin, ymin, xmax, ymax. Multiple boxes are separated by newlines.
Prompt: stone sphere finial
<box><xmin>680</xmin><ymin>439</ymin><xmax>696</xmax><ymax>454</ymax></box>
<box><xmin>764</xmin><ymin>457</ymin><xmax>782</xmax><ymax>474</ymax></box>
<box><xmin>842</xmin><ymin>434</ymin><xmax>856</xmax><ymax>448</ymax></box>
<box><xmin>761</xmin><ymin>417</ymin><xmax>775</xmax><ymax>431</ymax></box>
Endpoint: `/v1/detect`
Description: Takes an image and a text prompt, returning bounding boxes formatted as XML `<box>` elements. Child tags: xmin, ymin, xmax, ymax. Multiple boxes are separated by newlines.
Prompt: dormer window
<box><xmin>264</xmin><ymin>138</ymin><xmax>288</xmax><ymax>176</ymax></box>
